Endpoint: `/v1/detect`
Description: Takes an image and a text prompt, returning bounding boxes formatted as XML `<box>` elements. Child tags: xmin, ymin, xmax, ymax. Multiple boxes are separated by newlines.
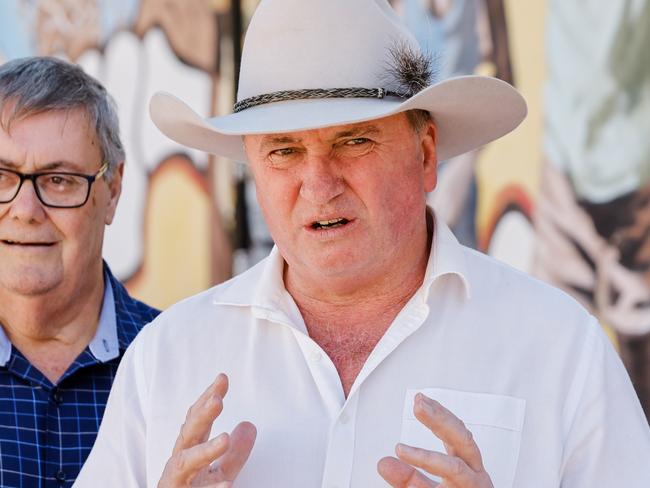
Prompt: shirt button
<box><xmin>52</xmin><ymin>390</ymin><xmax>63</xmax><ymax>405</ymax></box>
<box><xmin>309</xmin><ymin>350</ymin><xmax>322</xmax><ymax>362</ymax></box>
<box><xmin>340</xmin><ymin>413</ymin><xmax>349</xmax><ymax>424</ymax></box>
<box><xmin>55</xmin><ymin>470</ymin><xmax>66</xmax><ymax>482</ymax></box>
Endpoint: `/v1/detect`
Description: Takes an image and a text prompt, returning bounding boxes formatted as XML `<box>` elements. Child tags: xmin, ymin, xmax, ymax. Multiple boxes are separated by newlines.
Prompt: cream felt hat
<box><xmin>149</xmin><ymin>0</ymin><xmax>527</xmax><ymax>162</ymax></box>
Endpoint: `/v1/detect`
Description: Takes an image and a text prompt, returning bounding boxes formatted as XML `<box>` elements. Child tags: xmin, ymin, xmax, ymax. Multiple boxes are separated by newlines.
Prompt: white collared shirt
<box><xmin>76</xmin><ymin>217</ymin><xmax>650</xmax><ymax>487</ymax></box>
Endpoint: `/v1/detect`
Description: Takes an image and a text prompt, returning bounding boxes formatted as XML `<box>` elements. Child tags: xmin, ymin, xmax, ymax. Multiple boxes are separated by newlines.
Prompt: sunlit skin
<box><xmin>0</xmin><ymin>107</ymin><xmax>122</xmax><ymax>383</ymax></box>
<box><xmin>244</xmin><ymin>112</ymin><xmax>438</xmax><ymax>303</ymax></box>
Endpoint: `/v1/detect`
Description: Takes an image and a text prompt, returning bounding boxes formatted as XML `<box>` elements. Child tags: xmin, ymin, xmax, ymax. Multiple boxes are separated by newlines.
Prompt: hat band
<box><xmin>233</xmin><ymin>87</ymin><xmax>406</xmax><ymax>113</ymax></box>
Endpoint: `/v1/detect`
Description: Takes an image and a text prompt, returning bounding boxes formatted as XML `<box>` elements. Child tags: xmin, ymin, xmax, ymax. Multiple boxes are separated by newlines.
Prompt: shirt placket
<box><xmin>320</xmin><ymin>392</ymin><xmax>360</xmax><ymax>488</ymax></box>
<box><xmin>289</xmin><ymin>328</ymin><xmax>345</xmax><ymax>414</ymax></box>
<box><xmin>294</xmin><ymin>301</ymin><xmax>430</xmax><ymax>487</ymax></box>
<box><xmin>289</xmin><ymin>329</ymin><xmax>360</xmax><ymax>488</ymax></box>
<box><xmin>45</xmin><ymin>385</ymin><xmax>67</xmax><ymax>487</ymax></box>
<box><xmin>330</xmin><ymin>302</ymin><xmax>430</xmax><ymax>487</ymax></box>
<box><xmin>257</xmin><ymin>277</ymin><xmax>433</xmax><ymax>487</ymax></box>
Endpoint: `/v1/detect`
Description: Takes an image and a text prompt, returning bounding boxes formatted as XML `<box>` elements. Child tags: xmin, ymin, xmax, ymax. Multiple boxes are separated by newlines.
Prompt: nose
<box><xmin>5</xmin><ymin>179</ymin><xmax>47</xmax><ymax>223</ymax></box>
<box><xmin>299</xmin><ymin>155</ymin><xmax>345</xmax><ymax>205</ymax></box>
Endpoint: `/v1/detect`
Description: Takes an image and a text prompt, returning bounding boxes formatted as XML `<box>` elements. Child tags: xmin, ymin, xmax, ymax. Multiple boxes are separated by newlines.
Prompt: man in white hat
<box><xmin>76</xmin><ymin>0</ymin><xmax>650</xmax><ymax>486</ymax></box>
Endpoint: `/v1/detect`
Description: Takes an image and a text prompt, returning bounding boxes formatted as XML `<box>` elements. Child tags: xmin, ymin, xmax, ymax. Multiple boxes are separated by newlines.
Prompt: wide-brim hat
<box><xmin>150</xmin><ymin>0</ymin><xmax>527</xmax><ymax>163</ymax></box>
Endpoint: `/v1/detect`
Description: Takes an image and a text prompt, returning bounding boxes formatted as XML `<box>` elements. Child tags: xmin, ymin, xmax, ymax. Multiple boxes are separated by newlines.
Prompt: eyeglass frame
<box><xmin>0</xmin><ymin>162</ymin><xmax>109</xmax><ymax>209</ymax></box>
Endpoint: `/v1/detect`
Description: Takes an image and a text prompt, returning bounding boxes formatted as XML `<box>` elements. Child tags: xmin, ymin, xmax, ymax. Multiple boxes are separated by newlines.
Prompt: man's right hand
<box><xmin>158</xmin><ymin>374</ymin><xmax>256</xmax><ymax>488</ymax></box>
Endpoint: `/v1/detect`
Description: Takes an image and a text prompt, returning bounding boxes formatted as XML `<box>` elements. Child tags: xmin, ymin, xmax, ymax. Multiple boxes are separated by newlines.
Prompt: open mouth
<box><xmin>310</xmin><ymin>218</ymin><xmax>350</xmax><ymax>230</ymax></box>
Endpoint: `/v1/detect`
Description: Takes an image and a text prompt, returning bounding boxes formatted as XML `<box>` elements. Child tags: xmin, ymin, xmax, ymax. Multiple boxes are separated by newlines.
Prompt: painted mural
<box><xmin>392</xmin><ymin>0</ymin><xmax>650</xmax><ymax>420</ymax></box>
<box><xmin>1</xmin><ymin>0</ymin><xmax>649</xmax><ymax>417</ymax></box>
<box><xmin>0</xmin><ymin>0</ymin><xmax>237</xmax><ymax>309</ymax></box>
<box><xmin>533</xmin><ymin>0</ymin><xmax>650</xmax><ymax>419</ymax></box>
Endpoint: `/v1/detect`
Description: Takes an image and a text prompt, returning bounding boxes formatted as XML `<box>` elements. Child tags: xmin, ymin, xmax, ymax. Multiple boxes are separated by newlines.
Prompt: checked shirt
<box><xmin>0</xmin><ymin>263</ymin><xmax>159</xmax><ymax>488</ymax></box>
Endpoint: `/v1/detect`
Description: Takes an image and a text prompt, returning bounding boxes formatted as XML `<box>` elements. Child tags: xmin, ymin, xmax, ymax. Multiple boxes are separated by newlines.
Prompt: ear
<box><xmin>104</xmin><ymin>162</ymin><xmax>124</xmax><ymax>225</ymax></box>
<box><xmin>420</xmin><ymin>119</ymin><xmax>438</xmax><ymax>192</ymax></box>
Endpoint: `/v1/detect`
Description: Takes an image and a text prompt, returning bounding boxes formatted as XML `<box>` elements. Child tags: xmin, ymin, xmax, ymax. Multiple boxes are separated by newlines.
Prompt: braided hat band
<box><xmin>151</xmin><ymin>0</ymin><xmax>526</xmax><ymax>164</ymax></box>
<box><xmin>233</xmin><ymin>87</ymin><xmax>407</xmax><ymax>113</ymax></box>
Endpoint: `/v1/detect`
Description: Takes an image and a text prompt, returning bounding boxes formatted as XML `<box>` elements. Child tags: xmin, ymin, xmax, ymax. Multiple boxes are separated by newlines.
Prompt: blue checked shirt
<box><xmin>0</xmin><ymin>263</ymin><xmax>159</xmax><ymax>488</ymax></box>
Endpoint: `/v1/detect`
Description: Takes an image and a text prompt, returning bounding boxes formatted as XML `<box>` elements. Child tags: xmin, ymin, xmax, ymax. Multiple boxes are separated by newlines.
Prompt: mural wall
<box><xmin>0</xmin><ymin>0</ymin><xmax>238</xmax><ymax>309</ymax></box>
<box><xmin>393</xmin><ymin>0</ymin><xmax>650</xmax><ymax>420</ymax></box>
<box><xmin>1</xmin><ymin>0</ymin><xmax>649</xmax><ymax>418</ymax></box>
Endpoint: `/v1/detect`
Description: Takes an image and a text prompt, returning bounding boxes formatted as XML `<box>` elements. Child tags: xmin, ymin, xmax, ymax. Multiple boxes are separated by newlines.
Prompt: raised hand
<box><xmin>158</xmin><ymin>374</ymin><xmax>257</xmax><ymax>488</ymax></box>
<box><xmin>377</xmin><ymin>393</ymin><xmax>493</xmax><ymax>488</ymax></box>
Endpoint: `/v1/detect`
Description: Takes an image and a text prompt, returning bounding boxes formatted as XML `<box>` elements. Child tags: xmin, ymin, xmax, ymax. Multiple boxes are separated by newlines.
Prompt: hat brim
<box><xmin>149</xmin><ymin>75</ymin><xmax>526</xmax><ymax>162</ymax></box>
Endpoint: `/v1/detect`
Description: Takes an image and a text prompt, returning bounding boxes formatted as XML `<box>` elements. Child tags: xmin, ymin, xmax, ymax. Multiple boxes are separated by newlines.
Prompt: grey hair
<box><xmin>405</xmin><ymin>109</ymin><xmax>432</xmax><ymax>133</ymax></box>
<box><xmin>0</xmin><ymin>56</ymin><xmax>124</xmax><ymax>180</ymax></box>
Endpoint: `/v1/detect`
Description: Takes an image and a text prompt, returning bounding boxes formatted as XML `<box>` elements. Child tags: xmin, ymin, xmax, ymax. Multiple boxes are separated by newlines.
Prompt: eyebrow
<box><xmin>258</xmin><ymin>135</ymin><xmax>302</xmax><ymax>153</ymax></box>
<box><xmin>0</xmin><ymin>159</ymin><xmax>84</xmax><ymax>172</ymax></box>
<box><xmin>0</xmin><ymin>158</ymin><xmax>17</xmax><ymax>168</ymax></box>
<box><xmin>257</xmin><ymin>124</ymin><xmax>382</xmax><ymax>152</ymax></box>
<box><xmin>38</xmin><ymin>161</ymin><xmax>73</xmax><ymax>171</ymax></box>
<box><xmin>332</xmin><ymin>125</ymin><xmax>381</xmax><ymax>139</ymax></box>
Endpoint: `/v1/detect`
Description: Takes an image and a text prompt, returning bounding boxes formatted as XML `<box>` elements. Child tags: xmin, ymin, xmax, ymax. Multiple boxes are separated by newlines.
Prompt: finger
<box><xmin>377</xmin><ymin>456</ymin><xmax>438</xmax><ymax>488</ymax></box>
<box><xmin>173</xmin><ymin>374</ymin><xmax>229</xmax><ymax>454</ymax></box>
<box><xmin>396</xmin><ymin>443</ymin><xmax>476</xmax><ymax>485</ymax></box>
<box><xmin>211</xmin><ymin>421</ymin><xmax>257</xmax><ymax>481</ymax></box>
<box><xmin>162</xmin><ymin>433</ymin><xmax>229</xmax><ymax>485</ymax></box>
<box><xmin>413</xmin><ymin>393</ymin><xmax>484</xmax><ymax>472</ymax></box>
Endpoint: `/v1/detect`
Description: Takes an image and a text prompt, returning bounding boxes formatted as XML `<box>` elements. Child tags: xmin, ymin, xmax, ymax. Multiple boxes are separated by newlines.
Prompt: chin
<box><xmin>0</xmin><ymin>267</ymin><xmax>62</xmax><ymax>297</ymax></box>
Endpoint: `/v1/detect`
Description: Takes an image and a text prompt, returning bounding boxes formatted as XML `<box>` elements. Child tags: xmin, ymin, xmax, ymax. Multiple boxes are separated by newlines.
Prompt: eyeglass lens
<box><xmin>0</xmin><ymin>169</ymin><xmax>91</xmax><ymax>207</ymax></box>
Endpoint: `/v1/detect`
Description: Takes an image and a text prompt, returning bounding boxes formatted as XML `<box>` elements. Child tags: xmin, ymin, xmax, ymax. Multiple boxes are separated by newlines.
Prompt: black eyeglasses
<box><xmin>0</xmin><ymin>162</ymin><xmax>108</xmax><ymax>208</ymax></box>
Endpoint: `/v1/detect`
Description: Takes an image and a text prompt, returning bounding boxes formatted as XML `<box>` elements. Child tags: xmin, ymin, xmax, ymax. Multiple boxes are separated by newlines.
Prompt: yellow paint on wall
<box><xmin>476</xmin><ymin>0</ymin><xmax>546</xmax><ymax>233</ymax></box>
<box><xmin>126</xmin><ymin>158</ymin><xmax>213</xmax><ymax>309</ymax></box>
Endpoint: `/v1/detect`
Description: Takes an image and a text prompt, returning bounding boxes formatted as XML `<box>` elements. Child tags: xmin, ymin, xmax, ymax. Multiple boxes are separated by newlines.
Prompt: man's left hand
<box><xmin>377</xmin><ymin>393</ymin><xmax>494</xmax><ymax>487</ymax></box>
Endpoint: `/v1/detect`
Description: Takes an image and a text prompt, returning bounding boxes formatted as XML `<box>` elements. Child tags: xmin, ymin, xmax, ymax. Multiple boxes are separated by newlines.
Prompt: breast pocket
<box><xmin>400</xmin><ymin>388</ymin><xmax>525</xmax><ymax>488</ymax></box>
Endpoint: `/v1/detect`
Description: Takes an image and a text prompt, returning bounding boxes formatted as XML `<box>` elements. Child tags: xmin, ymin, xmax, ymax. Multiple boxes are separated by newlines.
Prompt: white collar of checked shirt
<box><xmin>0</xmin><ymin>269</ymin><xmax>120</xmax><ymax>366</ymax></box>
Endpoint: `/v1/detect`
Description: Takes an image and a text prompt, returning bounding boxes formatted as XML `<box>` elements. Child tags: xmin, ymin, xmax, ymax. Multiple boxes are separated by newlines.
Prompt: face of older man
<box><xmin>0</xmin><ymin>108</ymin><xmax>121</xmax><ymax>298</ymax></box>
<box><xmin>245</xmin><ymin>112</ymin><xmax>437</xmax><ymax>290</ymax></box>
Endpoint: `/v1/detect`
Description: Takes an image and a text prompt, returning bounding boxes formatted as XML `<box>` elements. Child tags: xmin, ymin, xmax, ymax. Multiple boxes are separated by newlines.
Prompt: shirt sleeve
<box><xmin>73</xmin><ymin>324</ymin><xmax>153</xmax><ymax>487</ymax></box>
<box><xmin>560</xmin><ymin>317</ymin><xmax>650</xmax><ymax>485</ymax></box>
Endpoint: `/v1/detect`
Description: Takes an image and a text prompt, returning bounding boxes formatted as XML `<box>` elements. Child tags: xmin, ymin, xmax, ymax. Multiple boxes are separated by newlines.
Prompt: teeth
<box><xmin>312</xmin><ymin>218</ymin><xmax>350</xmax><ymax>230</ymax></box>
<box><xmin>317</xmin><ymin>218</ymin><xmax>343</xmax><ymax>225</ymax></box>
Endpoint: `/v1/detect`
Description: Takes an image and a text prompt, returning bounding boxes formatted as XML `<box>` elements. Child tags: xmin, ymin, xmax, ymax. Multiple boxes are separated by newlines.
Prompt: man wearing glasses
<box><xmin>0</xmin><ymin>56</ymin><xmax>159</xmax><ymax>487</ymax></box>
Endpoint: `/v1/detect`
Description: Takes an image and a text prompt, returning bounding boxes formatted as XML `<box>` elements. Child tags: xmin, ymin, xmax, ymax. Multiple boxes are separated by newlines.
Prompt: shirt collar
<box><xmin>0</xmin><ymin>322</ymin><xmax>10</xmax><ymax>366</ymax></box>
<box><xmin>420</xmin><ymin>209</ymin><xmax>472</xmax><ymax>301</ymax></box>
<box><xmin>0</xmin><ymin>269</ymin><xmax>119</xmax><ymax>367</ymax></box>
<box><xmin>88</xmin><ymin>270</ymin><xmax>120</xmax><ymax>362</ymax></box>
<box><xmin>213</xmin><ymin>207</ymin><xmax>471</xmax><ymax>312</ymax></box>
<box><xmin>212</xmin><ymin>244</ymin><xmax>303</xmax><ymax>329</ymax></box>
